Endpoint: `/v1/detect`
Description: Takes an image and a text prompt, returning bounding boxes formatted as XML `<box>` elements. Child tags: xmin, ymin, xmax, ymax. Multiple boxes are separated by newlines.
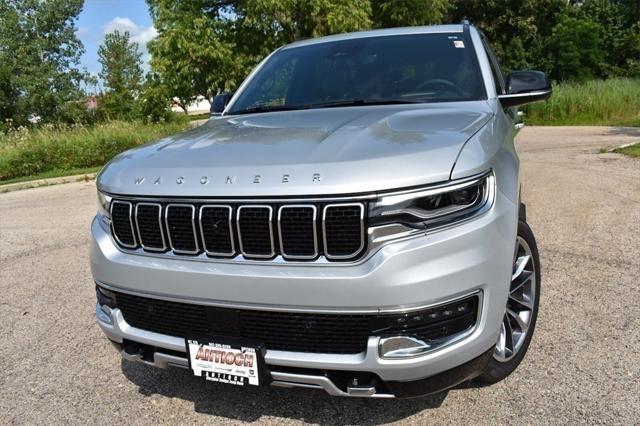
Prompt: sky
<box><xmin>76</xmin><ymin>0</ymin><xmax>156</xmax><ymax>79</ymax></box>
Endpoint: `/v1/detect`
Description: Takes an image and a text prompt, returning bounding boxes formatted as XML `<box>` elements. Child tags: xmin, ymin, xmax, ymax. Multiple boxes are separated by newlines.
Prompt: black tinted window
<box><xmin>229</xmin><ymin>33</ymin><xmax>486</xmax><ymax>113</ymax></box>
<box><xmin>481</xmin><ymin>36</ymin><xmax>505</xmax><ymax>94</ymax></box>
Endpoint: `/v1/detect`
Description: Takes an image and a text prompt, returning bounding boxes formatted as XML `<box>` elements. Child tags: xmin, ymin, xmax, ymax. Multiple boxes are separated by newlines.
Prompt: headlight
<box><xmin>97</xmin><ymin>190</ymin><xmax>112</xmax><ymax>220</ymax></box>
<box><xmin>369</xmin><ymin>171</ymin><xmax>494</xmax><ymax>230</ymax></box>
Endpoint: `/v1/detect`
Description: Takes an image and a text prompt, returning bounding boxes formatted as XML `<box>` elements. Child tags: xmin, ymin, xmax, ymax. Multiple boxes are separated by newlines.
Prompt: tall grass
<box><xmin>0</xmin><ymin>118</ymin><xmax>191</xmax><ymax>182</ymax></box>
<box><xmin>525</xmin><ymin>78</ymin><xmax>640</xmax><ymax>126</ymax></box>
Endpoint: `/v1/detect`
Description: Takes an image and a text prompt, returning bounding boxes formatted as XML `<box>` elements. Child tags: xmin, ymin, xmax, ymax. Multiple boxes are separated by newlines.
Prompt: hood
<box><xmin>98</xmin><ymin>102</ymin><xmax>493</xmax><ymax>197</ymax></box>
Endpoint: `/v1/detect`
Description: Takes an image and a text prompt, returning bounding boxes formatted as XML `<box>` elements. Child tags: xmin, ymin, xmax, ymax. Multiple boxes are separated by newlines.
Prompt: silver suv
<box><xmin>92</xmin><ymin>23</ymin><xmax>550</xmax><ymax>398</ymax></box>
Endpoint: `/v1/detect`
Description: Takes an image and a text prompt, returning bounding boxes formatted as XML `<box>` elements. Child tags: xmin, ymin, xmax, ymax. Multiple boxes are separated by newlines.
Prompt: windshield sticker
<box><xmin>454</xmin><ymin>40</ymin><xmax>465</xmax><ymax>48</ymax></box>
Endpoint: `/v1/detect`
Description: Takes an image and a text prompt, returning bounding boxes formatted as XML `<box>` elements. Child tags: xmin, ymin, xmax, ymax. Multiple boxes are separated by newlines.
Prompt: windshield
<box><xmin>228</xmin><ymin>33</ymin><xmax>486</xmax><ymax>115</ymax></box>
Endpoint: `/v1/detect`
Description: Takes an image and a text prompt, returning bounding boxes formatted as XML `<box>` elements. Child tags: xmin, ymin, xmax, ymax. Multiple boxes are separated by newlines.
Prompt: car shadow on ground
<box><xmin>121</xmin><ymin>360</ymin><xmax>453</xmax><ymax>423</ymax></box>
<box><xmin>605</xmin><ymin>127</ymin><xmax>640</xmax><ymax>138</ymax></box>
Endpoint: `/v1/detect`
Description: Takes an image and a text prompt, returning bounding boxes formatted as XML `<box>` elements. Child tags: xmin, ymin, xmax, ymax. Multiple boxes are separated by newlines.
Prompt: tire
<box><xmin>477</xmin><ymin>220</ymin><xmax>541</xmax><ymax>384</ymax></box>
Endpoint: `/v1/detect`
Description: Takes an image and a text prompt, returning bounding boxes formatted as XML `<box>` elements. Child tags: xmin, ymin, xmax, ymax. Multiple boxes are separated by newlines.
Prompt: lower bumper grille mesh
<box><xmin>112</xmin><ymin>291</ymin><xmax>478</xmax><ymax>355</ymax></box>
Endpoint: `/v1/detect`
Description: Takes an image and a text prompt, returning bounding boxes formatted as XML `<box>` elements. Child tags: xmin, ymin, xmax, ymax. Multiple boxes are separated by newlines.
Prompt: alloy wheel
<box><xmin>494</xmin><ymin>236</ymin><xmax>537</xmax><ymax>362</ymax></box>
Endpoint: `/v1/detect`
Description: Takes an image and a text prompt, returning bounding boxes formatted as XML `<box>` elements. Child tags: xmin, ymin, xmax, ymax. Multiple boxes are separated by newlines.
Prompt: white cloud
<box><xmin>76</xmin><ymin>26</ymin><xmax>90</xmax><ymax>37</ymax></box>
<box><xmin>103</xmin><ymin>17</ymin><xmax>157</xmax><ymax>71</ymax></box>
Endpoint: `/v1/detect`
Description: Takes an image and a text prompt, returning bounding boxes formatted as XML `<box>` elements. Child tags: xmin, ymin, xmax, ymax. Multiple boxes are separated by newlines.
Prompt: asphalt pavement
<box><xmin>0</xmin><ymin>126</ymin><xmax>638</xmax><ymax>424</ymax></box>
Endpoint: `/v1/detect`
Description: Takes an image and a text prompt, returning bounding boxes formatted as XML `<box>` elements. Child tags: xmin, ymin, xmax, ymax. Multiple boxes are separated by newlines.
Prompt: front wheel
<box><xmin>477</xmin><ymin>220</ymin><xmax>541</xmax><ymax>384</ymax></box>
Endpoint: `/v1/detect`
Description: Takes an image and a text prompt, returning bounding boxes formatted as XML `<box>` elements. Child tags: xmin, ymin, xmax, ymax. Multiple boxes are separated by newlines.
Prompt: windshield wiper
<box><xmin>307</xmin><ymin>99</ymin><xmax>425</xmax><ymax>109</ymax></box>
<box><xmin>230</xmin><ymin>104</ymin><xmax>305</xmax><ymax>115</ymax></box>
<box><xmin>229</xmin><ymin>98</ymin><xmax>425</xmax><ymax>115</ymax></box>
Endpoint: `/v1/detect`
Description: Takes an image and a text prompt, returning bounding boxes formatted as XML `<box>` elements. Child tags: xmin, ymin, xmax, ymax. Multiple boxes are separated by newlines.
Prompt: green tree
<box><xmin>98</xmin><ymin>30</ymin><xmax>144</xmax><ymax>118</ymax></box>
<box><xmin>371</xmin><ymin>0</ymin><xmax>449</xmax><ymax>28</ymax></box>
<box><xmin>0</xmin><ymin>62</ymin><xmax>18</xmax><ymax>128</ymax></box>
<box><xmin>0</xmin><ymin>0</ymin><xmax>86</xmax><ymax>126</ymax></box>
<box><xmin>147</xmin><ymin>1</ymin><xmax>239</xmax><ymax>112</ymax></box>
<box><xmin>580</xmin><ymin>0</ymin><xmax>640</xmax><ymax>78</ymax></box>
<box><xmin>146</xmin><ymin>0</ymin><xmax>371</xmax><ymax>111</ymax></box>
<box><xmin>545</xmin><ymin>15</ymin><xmax>604</xmax><ymax>81</ymax></box>
<box><xmin>135</xmin><ymin>72</ymin><xmax>172</xmax><ymax>122</ymax></box>
<box><xmin>240</xmin><ymin>0</ymin><xmax>371</xmax><ymax>43</ymax></box>
<box><xmin>447</xmin><ymin>0</ymin><xmax>570</xmax><ymax>74</ymax></box>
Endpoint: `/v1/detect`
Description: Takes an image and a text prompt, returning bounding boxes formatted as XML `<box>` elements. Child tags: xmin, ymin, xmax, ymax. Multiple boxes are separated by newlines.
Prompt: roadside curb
<box><xmin>0</xmin><ymin>173</ymin><xmax>97</xmax><ymax>194</ymax></box>
<box><xmin>607</xmin><ymin>141</ymin><xmax>638</xmax><ymax>152</ymax></box>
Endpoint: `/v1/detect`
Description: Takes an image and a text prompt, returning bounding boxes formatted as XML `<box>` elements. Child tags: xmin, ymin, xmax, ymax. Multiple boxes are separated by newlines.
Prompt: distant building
<box><xmin>171</xmin><ymin>95</ymin><xmax>211</xmax><ymax>114</ymax></box>
<box><xmin>85</xmin><ymin>95</ymin><xmax>98</xmax><ymax>111</ymax></box>
<box><xmin>27</xmin><ymin>114</ymin><xmax>42</xmax><ymax>124</ymax></box>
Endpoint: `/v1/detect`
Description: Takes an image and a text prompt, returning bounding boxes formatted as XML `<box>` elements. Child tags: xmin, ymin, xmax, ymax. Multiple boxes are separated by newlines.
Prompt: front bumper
<box><xmin>91</xmin><ymin>186</ymin><xmax>516</xmax><ymax>397</ymax></box>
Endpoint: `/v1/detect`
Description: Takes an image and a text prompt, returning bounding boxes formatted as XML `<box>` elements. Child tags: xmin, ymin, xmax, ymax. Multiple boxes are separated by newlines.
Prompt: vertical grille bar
<box><xmin>110</xmin><ymin>201</ymin><xmax>136</xmax><ymax>248</ymax></box>
<box><xmin>165</xmin><ymin>204</ymin><xmax>199</xmax><ymax>254</ymax></box>
<box><xmin>278</xmin><ymin>205</ymin><xmax>318</xmax><ymax>260</ymax></box>
<box><xmin>237</xmin><ymin>205</ymin><xmax>275</xmax><ymax>258</ymax></box>
<box><xmin>134</xmin><ymin>203</ymin><xmax>166</xmax><ymax>251</ymax></box>
<box><xmin>323</xmin><ymin>203</ymin><xmax>365</xmax><ymax>260</ymax></box>
<box><xmin>199</xmin><ymin>205</ymin><xmax>235</xmax><ymax>257</ymax></box>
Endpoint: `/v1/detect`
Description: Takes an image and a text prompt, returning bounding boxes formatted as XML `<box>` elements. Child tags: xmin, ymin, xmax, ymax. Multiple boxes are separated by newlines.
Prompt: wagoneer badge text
<box><xmin>134</xmin><ymin>173</ymin><xmax>322</xmax><ymax>185</ymax></box>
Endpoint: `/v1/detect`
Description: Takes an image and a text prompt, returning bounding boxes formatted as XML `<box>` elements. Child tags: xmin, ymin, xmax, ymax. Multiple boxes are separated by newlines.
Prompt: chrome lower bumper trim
<box><xmin>121</xmin><ymin>349</ymin><xmax>189</xmax><ymax>369</ymax></box>
<box><xmin>270</xmin><ymin>372</ymin><xmax>393</xmax><ymax>398</ymax></box>
<box><xmin>115</xmin><ymin>343</ymin><xmax>394</xmax><ymax>398</ymax></box>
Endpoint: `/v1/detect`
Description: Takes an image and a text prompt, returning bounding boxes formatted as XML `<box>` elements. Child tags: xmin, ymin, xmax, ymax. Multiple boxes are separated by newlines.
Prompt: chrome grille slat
<box><xmin>323</xmin><ymin>203</ymin><xmax>365</xmax><ymax>260</ymax></box>
<box><xmin>199</xmin><ymin>205</ymin><xmax>234</xmax><ymax>257</ymax></box>
<box><xmin>237</xmin><ymin>205</ymin><xmax>275</xmax><ymax>258</ymax></box>
<box><xmin>110</xmin><ymin>201</ymin><xmax>136</xmax><ymax>248</ymax></box>
<box><xmin>134</xmin><ymin>203</ymin><xmax>166</xmax><ymax>251</ymax></box>
<box><xmin>109</xmin><ymin>199</ymin><xmax>365</xmax><ymax>261</ymax></box>
<box><xmin>278</xmin><ymin>205</ymin><xmax>318</xmax><ymax>260</ymax></box>
<box><xmin>165</xmin><ymin>204</ymin><xmax>199</xmax><ymax>254</ymax></box>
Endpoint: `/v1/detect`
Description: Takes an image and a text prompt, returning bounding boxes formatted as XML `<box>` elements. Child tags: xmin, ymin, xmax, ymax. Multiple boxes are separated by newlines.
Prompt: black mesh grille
<box><xmin>324</xmin><ymin>205</ymin><xmax>364</xmax><ymax>258</ymax></box>
<box><xmin>166</xmin><ymin>205</ymin><xmax>198</xmax><ymax>253</ymax></box>
<box><xmin>200</xmin><ymin>206</ymin><xmax>234</xmax><ymax>255</ymax></box>
<box><xmin>238</xmin><ymin>207</ymin><xmax>273</xmax><ymax>257</ymax></box>
<box><xmin>135</xmin><ymin>204</ymin><xmax>164</xmax><ymax>250</ymax></box>
<box><xmin>111</xmin><ymin>201</ymin><xmax>135</xmax><ymax>247</ymax></box>
<box><xmin>116</xmin><ymin>292</ymin><xmax>209</xmax><ymax>337</ymax></box>
<box><xmin>237</xmin><ymin>310</ymin><xmax>369</xmax><ymax>353</ymax></box>
<box><xmin>279</xmin><ymin>206</ymin><xmax>316</xmax><ymax>258</ymax></box>
<box><xmin>115</xmin><ymin>292</ymin><xmax>369</xmax><ymax>354</ymax></box>
<box><xmin>112</xmin><ymin>291</ymin><xmax>478</xmax><ymax>355</ymax></box>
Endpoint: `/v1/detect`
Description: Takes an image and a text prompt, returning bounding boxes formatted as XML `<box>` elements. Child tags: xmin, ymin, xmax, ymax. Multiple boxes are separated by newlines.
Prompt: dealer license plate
<box><xmin>186</xmin><ymin>339</ymin><xmax>261</xmax><ymax>386</ymax></box>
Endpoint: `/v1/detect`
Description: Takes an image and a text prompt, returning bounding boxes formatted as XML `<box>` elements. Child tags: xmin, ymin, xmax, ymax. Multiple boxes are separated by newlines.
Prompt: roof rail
<box><xmin>461</xmin><ymin>19</ymin><xmax>472</xmax><ymax>45</ymax></box>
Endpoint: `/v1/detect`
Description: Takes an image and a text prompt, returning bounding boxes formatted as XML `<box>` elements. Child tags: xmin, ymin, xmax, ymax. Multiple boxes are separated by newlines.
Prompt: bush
<box><xmin>525</xmin><ymin>78</ymin><xmax>640</xmax><ymax>126</ymax></box>
<box><xmin>0</xmin><ymin>119</ymin><xmax>191</xmax><ymax>181</ymax></box>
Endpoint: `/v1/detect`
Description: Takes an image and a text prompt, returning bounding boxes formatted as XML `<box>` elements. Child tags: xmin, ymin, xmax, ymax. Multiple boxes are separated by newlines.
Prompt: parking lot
<box><xmin>1</xmin><ymin>126</ymin><xmax>638</xmax><ymax>424</ymax></box>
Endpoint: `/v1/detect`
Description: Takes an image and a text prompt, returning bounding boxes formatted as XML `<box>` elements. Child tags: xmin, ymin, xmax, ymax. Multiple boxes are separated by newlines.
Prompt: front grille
<box><xmin>110</xmin><ymin>201</ymin><xmax>136</xmax><ymax>247</ymax></box>
<box><xmin>278</xmin><ymin>205</ymin><xmax>317</xmax><ymax>259</ymax></box>
<box><xmin>135</xmin><ymin>203</ymin><xmax>165</xmax><ymax>251</ymax></box>
<box><xmin>166</xmin><ymin>205</ymin><xmax>198</xmax><ymax>253</ymax></box>
<box><xmin>323</xmin><ymin>204</ymin><xmax>364</xmax><ymax>259</ymax></box>
<box><xmin>199</xmin><ymin>205</ymin><xmax>234</xmax><ymax>256</ymax></box>
<box><xmin>109</xmin><ymin>199</ymin><xmax>366</xmax><ymax>262</ymax></box>
<box><xmin>237</xmin><ymin>206</ymin><xmax>274</xmax><ymax>258</ymax></box>
<box><xmin>112</xmin><ymin>291</ymin><xmax>479</xmax><ymax>355</ymax></box>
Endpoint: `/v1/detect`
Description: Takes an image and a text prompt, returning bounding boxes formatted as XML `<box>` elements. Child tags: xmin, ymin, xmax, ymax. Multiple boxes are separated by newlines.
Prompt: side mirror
<box><xmin>210</xmin><ymin>92</ymin><xmax>233</xmax><ymax>116</ymax></box>
<box><xmin>498</xmin><ymin>71</ymin><xmax>551</xmax><ymax>108</ymax></box>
